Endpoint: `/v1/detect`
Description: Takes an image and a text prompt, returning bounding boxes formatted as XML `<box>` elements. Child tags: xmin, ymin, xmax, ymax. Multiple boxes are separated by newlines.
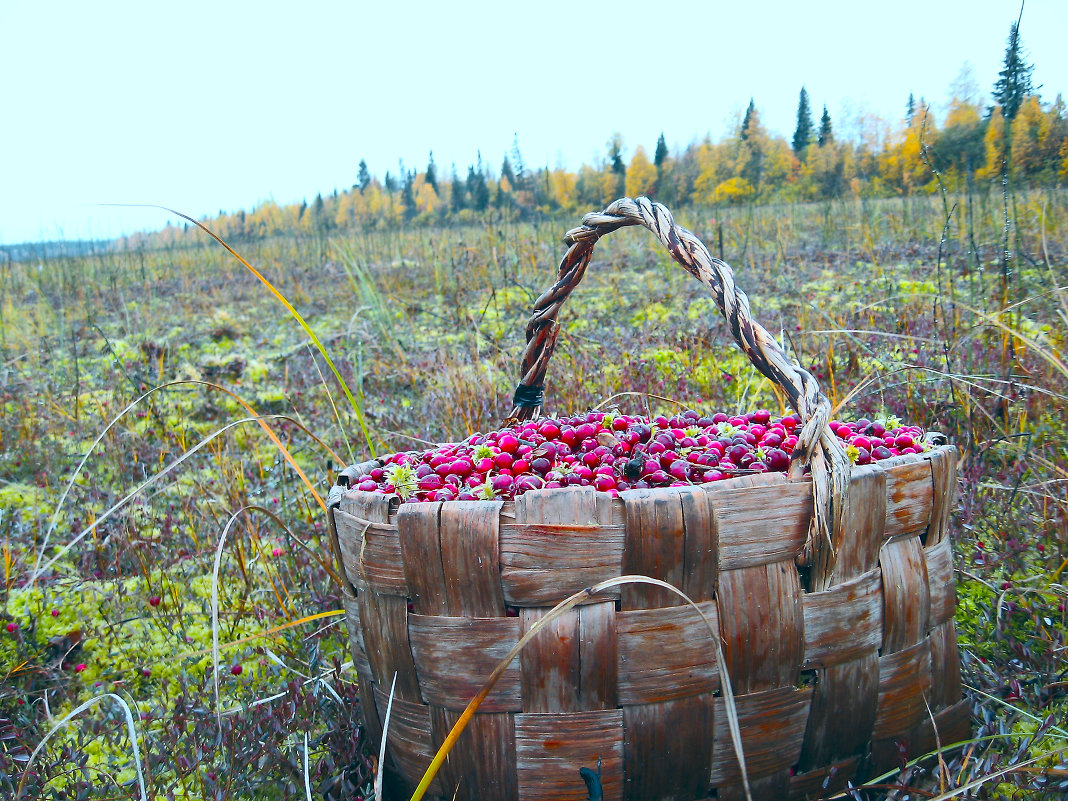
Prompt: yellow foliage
<box><xmin>711</xmin><ymin>177</ymin><xmax>754</xmax><ymax>205</ymax></box>
<box><xmin>547</xmin><ymin>168</ymin><xmax>578</xmax><ymax>210</ymax></box>
<box><xmin>625</xmin><ymin>145</ymin><xmax>658</xmax><ymax>198</ymax></box>
<box><xmin>977</xmin><ymin>106</ymin><xmax>1006</xmax><ymax>182</ymax></box>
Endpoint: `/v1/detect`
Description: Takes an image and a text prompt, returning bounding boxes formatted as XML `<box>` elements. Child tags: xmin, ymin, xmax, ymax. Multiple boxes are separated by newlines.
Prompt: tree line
<box><xmin>130</xmin><ymin>21</ymin><xmax>1066</xmax><ymax>246</ymax></box>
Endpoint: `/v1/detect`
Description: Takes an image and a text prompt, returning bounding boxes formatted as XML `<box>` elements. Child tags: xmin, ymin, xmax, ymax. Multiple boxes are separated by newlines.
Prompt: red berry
<box><xmin>5</xmin><ymin>622</ymin><xmax>17</xmax><ymax>633</ymax></box>
<box><xmin>148</xmin><ymin>596</ymin><xmax>161</xmax><ymax>607</ymax></box>
<box><xmin>230</xmin><ymin>664</ymin><xmax>243</xmax><ymax>675</ymax></box>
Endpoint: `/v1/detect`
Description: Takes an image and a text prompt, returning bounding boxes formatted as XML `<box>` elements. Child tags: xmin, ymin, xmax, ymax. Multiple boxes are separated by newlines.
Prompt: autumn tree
<box><xmin>625</xmin><ymin>145</ymin><xmax>658</xmax><ymax>198</ymax></box>
<box><xmin>993</xmin><ymin>20</ymin><xmax>1035</xmax><ymax>121</ymax></box>
<box><xmin>792</xmin><ymin>87</ymin><xmax>814</xmax><ymax>156</ymax></box>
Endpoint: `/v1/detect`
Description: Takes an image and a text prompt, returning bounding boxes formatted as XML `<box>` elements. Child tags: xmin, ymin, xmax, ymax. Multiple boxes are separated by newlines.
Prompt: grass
<box><xmin>0</xmin><ymin>187</ymin><xmax>1066</xmax><ymax>798</ymax></box>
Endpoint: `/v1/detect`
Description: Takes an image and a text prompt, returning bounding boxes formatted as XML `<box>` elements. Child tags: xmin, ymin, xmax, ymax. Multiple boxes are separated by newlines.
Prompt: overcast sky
<box><xmin>1</xmin><ymin>0</ymin><xmax>1064</xmax><ymax>245</ymax></box>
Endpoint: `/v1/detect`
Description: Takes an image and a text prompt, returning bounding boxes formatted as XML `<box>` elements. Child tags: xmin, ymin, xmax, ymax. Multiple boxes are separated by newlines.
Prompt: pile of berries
<box><xmin>350</xmin><ymin>410</ymin><xmax>932</xmax><ymax>503</ymax></box>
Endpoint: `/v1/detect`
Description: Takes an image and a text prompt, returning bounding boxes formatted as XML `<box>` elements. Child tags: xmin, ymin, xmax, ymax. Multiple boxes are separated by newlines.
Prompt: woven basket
<box><xmin>327</xmin><ymin>199</ymin><xmax>967</xmax><ymax>801</ymax></box>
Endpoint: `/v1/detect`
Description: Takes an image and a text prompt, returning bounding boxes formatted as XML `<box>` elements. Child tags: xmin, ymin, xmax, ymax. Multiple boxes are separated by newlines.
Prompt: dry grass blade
<box><xmin>375</xmin><ymin>672</ymin><xmax>398</xmax><ymax>801</ymax></box>
<box><xmin>153</xmin><ymin>205</ymin><xmax>376</xmax><ymax>455</ymax></box>
<box><xmin>303</xmin><ymin>732</ymin><xmax>313</xmax><ymax>801</ymax></box>
<box><xmin>33</xmin><ymin>379</ymin><xmax>341</xmax><ymax>583</ymax></box>
<box><xmin>408</xmin><ymin>574</ymin><xmax>751</xmax><ymax>801</ymax></box>
<box><xmin>15</xmin><ymin>693</ymin><xmax>147</xmax><ymax>801</ymax></box>
<box><xmin>36</xmin><ymin>414</ymin><xmax>295</xmax><ymax>576</ymax></box>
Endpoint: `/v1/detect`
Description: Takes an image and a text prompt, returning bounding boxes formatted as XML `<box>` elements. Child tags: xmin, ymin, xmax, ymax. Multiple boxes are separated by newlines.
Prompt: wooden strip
<box><xmin>499</xmin><ymin>523</ymin><xmax>625</xmax><ymax>606</ymax></box>
<box><xmin>928</xmin><ymin>619</ymin><xmax>963</xmax><ymax>710</ymax></box>
<box><xmin>397</xmin><ymin>502</ymin><xmax>449</xmax><ymax>615</ymax></box>
<box><xmin>515</xmin><ymin>710</ymin><xmax>624</xmax><ymax>801</ymax></box>
<box><xmin>616</xmin><ymin>601</ymin><xmax>720</xmax><ymax>705</ymax></box>
<box><xmin>337</xmin><ymin>460</ymin><xmax>380</xmax><ymax>486</ymax></box>
<box><xmin>925</xmin><ymin>536</ymin><xmax>956</xmax><ymax>629</ymax></box>
<box><xmin>796</xmin><ymin>652</ymin><xmax>879</xmax><ymax>770</ymax></box>
<box><xmin>787</xmin><ymin>756</ymin><xmax>861</xmax><ymax>801</ymax></box>
<box><xmin>430</xmin><ymin>707</ymin><xmax>518</xmax><ymax>801</ymax></box>
<box><xmin>880</xmin><ymin>536</ymin><xmax>931</xmax><ymax>654</ymax></box>
<box><xmin>884</xmin><ymin>458</ymin><xmax>934</xmax><ymax>540</ymax></box>
<box><xmin>911</xmin><ymin>697</ymin><xmax>971</xmax><ymax>757</ymax></box>
<box><xmin>679</xmin><ymin>485</ymin><xmax>718</xmax><ymax>601</ymax></box>
<box><xmin>408</xmin><ymin>615</ymin><xmax>522</xmax><ymax>712</ymax></box>
<box><xmin>925</xmin><ymin>445</ymin><xmax>958</xmax><ymax>547</ymax></box>
<box><xmin>517</xmin><ymin>602</ymin><xmax>618</xmax><ymax>713</ymax></box>
<box><xmin>519</xmin><ymin>608</ymin><xmax>581</xmax><ymax>713</ymax></box>
<box><xmin>622</xmin><ymin>694</ymin><xmax>714</xmax><ymax>800</ymax></box>
<box><xmin>333</xmin><ymin>508</ymin><xmax>408</xmax><ymax>595</ymax></box>
<box><xmin>872</xmin><ymin>639</ymin><xmax>933</xmax><ymax>739</ymax></box>
<box><xmin>802</xmin><ymin>568</ymin><xmax>882</xmax><ymax>666</ymax></box>
<box><xmin>439</xmin><ymin>500</ymin><xmax>506</xmax><ymax>616</ymax></box>
<box><xmin>514</xmin><ymin>486</ymin><xmax>602</xmax><ymax>525</ymax></box>
<box><xmin>372</xmin><ymin>689</ymin><xmax>440</xmax><ymax>798</ymax></box>
<box><xmin>357</xmin><ymin>674</ymin><xmax>383</xmax><ymax>753</ymax></box>
<box><xmin>704</xmin><ymin>478</ymin><xmax>812</xmax><ymax>571</ymax></box>
<box><xmin>504</xmin><ymin>488</ymin><xmax>622</xmax><ymax>605</ymax></box>
<box><xmin>341</xmin><ymin>589</ymin><xmax>371</xmax><ymax>680</ymax></box>
<box><xmin>620</xmin><ymin>488</ymin><xmax>686</xmax><ymax>609</ymax></box>
<box><xmin>577</xmin><ymin>601</ymin><xmax>617</xmax><ymax>711</ymax></box>
<box><xmin>827</xmin><ymin>463</ymin><xmax>887</xmax><ymax>585</ymax></box>
<box><xmin>357</xmin><ymin>590</ymin><xmax>422</xmax><ymax>701</ymax></box>
<box><xmin>717</xmin><ymin>561</ymin><xmax>805</xmax><ymax>693</ymax></box>
<box><xmin>709</xmin><ymin>686</ymin><xmax>813</xmax><ymax>785</ymax></box>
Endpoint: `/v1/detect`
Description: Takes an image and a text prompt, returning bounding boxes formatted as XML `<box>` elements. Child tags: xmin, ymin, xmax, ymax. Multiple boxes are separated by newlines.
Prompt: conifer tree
<box><xmin>993</xmin><ymin>20</ymin><xmax>1035</xmax><ymax>121</ymax></box>
<box><xmin>792</xmin><ymin>87</ymin><xmax>814</xmax><ymax>155</ymax></box>
<box><xmin>818</xmin><ymin>105</ymin><xmax>834</xmax><ymax>146</ymax></box>
<box><xmin>510</xmin><ymin>135</ymin><xmax>529</xmax><ymax>190</ymax></box>
<box><xmin>654</xmin><ymin>133</ymin><xmax>668</xmax><ymax>171</ymax></box>
<box><xmin>357</xmin><ymin>159</ymin><xmax>371</xmax><ymax>193</ymax></box>
<box><xmin>426</xmin><ymin>151</ymin><xmax>438</xmax><ymax>194</ymax></box>
<box><xmin>383</xmin><ymin>171</ymin><xmax>396</xmax><ymax>194</ymax></box>
<box><xmin>741</xmin><ymin>99</ymin><xmax>756</xmax><ymax>141</ymax></box>
<box><xmin>607</xmin><ymin>133</ymin><xmax>626</xmax><ymax>197</ymax></box>
<box><xmin>500</xmin><ymin>155</ymin><xmax>516</xmax><ymax>188</ymax></box>
<box><xmin>401</xmin><ymin>169</ymin><xmax>416</xmax><ymax>220</ymax></box>
<box><xmin>450</xmin><ymin>167</ymin><xmax>466</xmax><ymax>212</ymax></box>
<box><xmin>906</xmin><ymin>93</ymin><xmax>916</xmax><ymax>126</ymax></box>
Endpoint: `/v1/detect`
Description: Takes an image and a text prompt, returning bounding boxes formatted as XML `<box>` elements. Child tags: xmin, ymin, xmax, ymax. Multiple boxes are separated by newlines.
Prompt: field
<box><xmin>2</xmin><ymin>189</ymin><xmax>1067</xmax><ymax>799</ymax></box>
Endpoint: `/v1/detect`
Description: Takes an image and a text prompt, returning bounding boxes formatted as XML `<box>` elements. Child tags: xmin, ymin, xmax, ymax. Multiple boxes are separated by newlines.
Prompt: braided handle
<box><xmin>508</xmin><ymin>197</ymin><xmax>850</xmax><ymax>580</ymax></box>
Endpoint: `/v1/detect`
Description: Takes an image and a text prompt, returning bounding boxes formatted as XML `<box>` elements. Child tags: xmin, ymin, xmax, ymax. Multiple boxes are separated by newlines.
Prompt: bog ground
<box><xmin>1</xmin><ymin>192</ymin><xmax>1067</xmax><ymax>799</ymax></box>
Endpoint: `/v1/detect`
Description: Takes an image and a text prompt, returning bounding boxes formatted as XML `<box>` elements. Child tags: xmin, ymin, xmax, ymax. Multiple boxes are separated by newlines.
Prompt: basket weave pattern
<box><xmin>329</xmin><ymin>446</ymin><xmax>966</xmax><ymax>801</ymax></box>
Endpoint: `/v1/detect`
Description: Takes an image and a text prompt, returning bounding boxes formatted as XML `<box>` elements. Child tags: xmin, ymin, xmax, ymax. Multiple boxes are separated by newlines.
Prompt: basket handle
<box><xmin>507</xmin><ymin>197</ymin><xmax>850</xmax><ymax>576</ymax></box>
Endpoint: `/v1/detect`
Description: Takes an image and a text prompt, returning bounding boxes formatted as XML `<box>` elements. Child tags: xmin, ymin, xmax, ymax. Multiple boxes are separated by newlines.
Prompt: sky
<box><xmin>1</xmin><ymin>0</ymin><xmax>1065</xmax><ymax>245</ymax></box>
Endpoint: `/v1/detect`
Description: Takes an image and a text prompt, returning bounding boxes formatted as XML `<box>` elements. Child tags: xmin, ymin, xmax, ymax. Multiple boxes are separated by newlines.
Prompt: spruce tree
<box><xmin>792</xmin><ymin>87</ymin><xmax>814</xmax><ymax>155</ymax></box>
<box><xmin>993</xmin><ymin>20</ymin><xmax>1035</xmax><ymax>120</ymax></box>
<box><xmin>510</xmin><ymin>135</ymin><xmax>528</xmax><ymax>190</ymax></box>
<box><xmin>741</xmin><ymin>99</ymin><xmax>756</xmax><ymax>141</ymax></box>
<box><xmin>906</xmin><ymin>93</ymin><xmax>916</xmax><ymax>126</ymax></box>
<box><xmin>450</xmin><ymin>167</ymin><xmax>466</xmax><ymax>212</ymax></box>
<box><xmin>426</xmin><ymin>151</ymin><xmax>438</xmax><ymax>194</ymax></box>
<box><xmin>500</xmin><ymin>155</ymin><xmax>516</xmax><ymax>188</ymax></box>
<box><xmin>654</xmin><ymin>133</ymin><xmax>668</xmax><ymax>171</ymax></box>
<box><xmin>607</xmin><ymin>134</ymin><xmax>626</xmax><ymax>197</ymax></box>
<box><xmin>818</xmin><ymin>105</ymin><xmax>834</xmax><ymax>146</ymax></box>
<box><xmin>357</xmin><ymin>159</ymin><xmax>371</xmax><ymax>192</ymax></box>
<box><xmin>401</xmin><ymin>170</ymin><xmax>416</xmax><ymax>220</ymax></box>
